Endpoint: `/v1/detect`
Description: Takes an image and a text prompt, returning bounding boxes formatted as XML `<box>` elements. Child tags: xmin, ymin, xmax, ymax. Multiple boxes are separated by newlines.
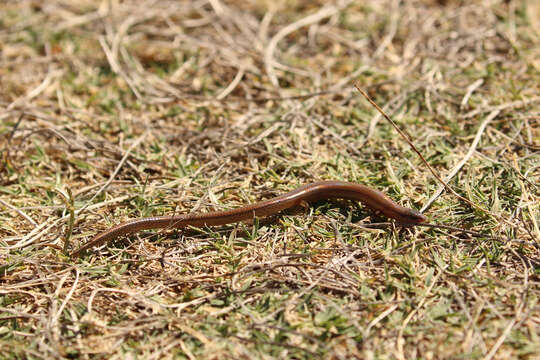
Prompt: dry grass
<box><xmin>1</xmin><ymin>0</ymin><xmax>539</xmax><ymax>358</ymax></box>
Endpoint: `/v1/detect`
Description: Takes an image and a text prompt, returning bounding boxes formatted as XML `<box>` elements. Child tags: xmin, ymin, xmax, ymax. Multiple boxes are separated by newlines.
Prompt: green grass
<box><xmin>1</xmin><ymin>0</ymin><xmax>539</xmax><ymax>358</ymax></box>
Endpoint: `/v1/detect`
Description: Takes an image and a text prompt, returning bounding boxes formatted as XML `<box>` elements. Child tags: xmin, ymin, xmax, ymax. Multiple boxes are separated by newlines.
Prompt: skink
<box><xmin>71</xmin><ymin>181</ymin><xmax>426</xmax><ymax>257</ymax></box>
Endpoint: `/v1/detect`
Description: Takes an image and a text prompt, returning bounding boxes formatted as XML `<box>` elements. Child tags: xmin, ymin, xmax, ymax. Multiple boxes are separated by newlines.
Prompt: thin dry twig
<box><xmin>0</xmin><ymin>198</ymin><xmax>37</xmax><ymax>226</ymax></box>
<box><xmin>421</xmin><ymin>109</ymin><xmax>500</xmax><ymax>212</ymax></box>
<box><xmin>463</xmin><ymin>96</ymin><xmax>540</xmax><ymax>119</ymax></box>
<box><xmin>354</xmin><ymin>85</ymin><xmax>516</xmax><ymax>228</ymax></box>
<box><xmin>460</xmin><ymin>79</ymin><xmax>484</xmax><ymax>109</ymax></box>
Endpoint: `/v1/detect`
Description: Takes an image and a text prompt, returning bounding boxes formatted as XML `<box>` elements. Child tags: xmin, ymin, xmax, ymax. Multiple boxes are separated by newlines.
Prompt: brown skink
<box><xmin>71</xmin><ymin>181</ymin><xmax>426</xmax><ymax>257</ymax></box>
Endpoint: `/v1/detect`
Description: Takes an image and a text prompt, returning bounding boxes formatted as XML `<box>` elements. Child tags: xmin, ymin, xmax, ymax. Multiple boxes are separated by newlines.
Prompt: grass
<box><xmin>1</xmin><ymin>0</ymin><xmax>539</xmax><ymax>358</ymax></box>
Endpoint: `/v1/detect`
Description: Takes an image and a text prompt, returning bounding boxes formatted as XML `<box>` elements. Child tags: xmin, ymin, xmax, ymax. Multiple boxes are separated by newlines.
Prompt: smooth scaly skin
<box><xmin>71</xmin><ymin>181</ymin><xmax>426</xmax><ymax>257</ymax></box>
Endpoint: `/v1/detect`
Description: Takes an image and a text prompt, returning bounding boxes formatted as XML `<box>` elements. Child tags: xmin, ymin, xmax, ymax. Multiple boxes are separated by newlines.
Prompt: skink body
<box><xmin>71</xmin><ymin>181</ymin><xmax>426</xmax><ymax>257</ymax></box>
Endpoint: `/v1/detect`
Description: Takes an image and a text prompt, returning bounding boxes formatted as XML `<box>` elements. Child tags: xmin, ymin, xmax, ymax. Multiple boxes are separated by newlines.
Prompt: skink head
<box><xmin>398</xmin><ymin>208</ymin><xmax>427</xmax><ymax>224</ymax></box>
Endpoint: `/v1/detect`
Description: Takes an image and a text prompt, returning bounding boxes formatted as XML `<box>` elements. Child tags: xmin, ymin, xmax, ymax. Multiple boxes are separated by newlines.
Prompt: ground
<box><xmin>0</xmin><ymin>0</ymin><xmax>539</xmax><ymax>359</ymax></box>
